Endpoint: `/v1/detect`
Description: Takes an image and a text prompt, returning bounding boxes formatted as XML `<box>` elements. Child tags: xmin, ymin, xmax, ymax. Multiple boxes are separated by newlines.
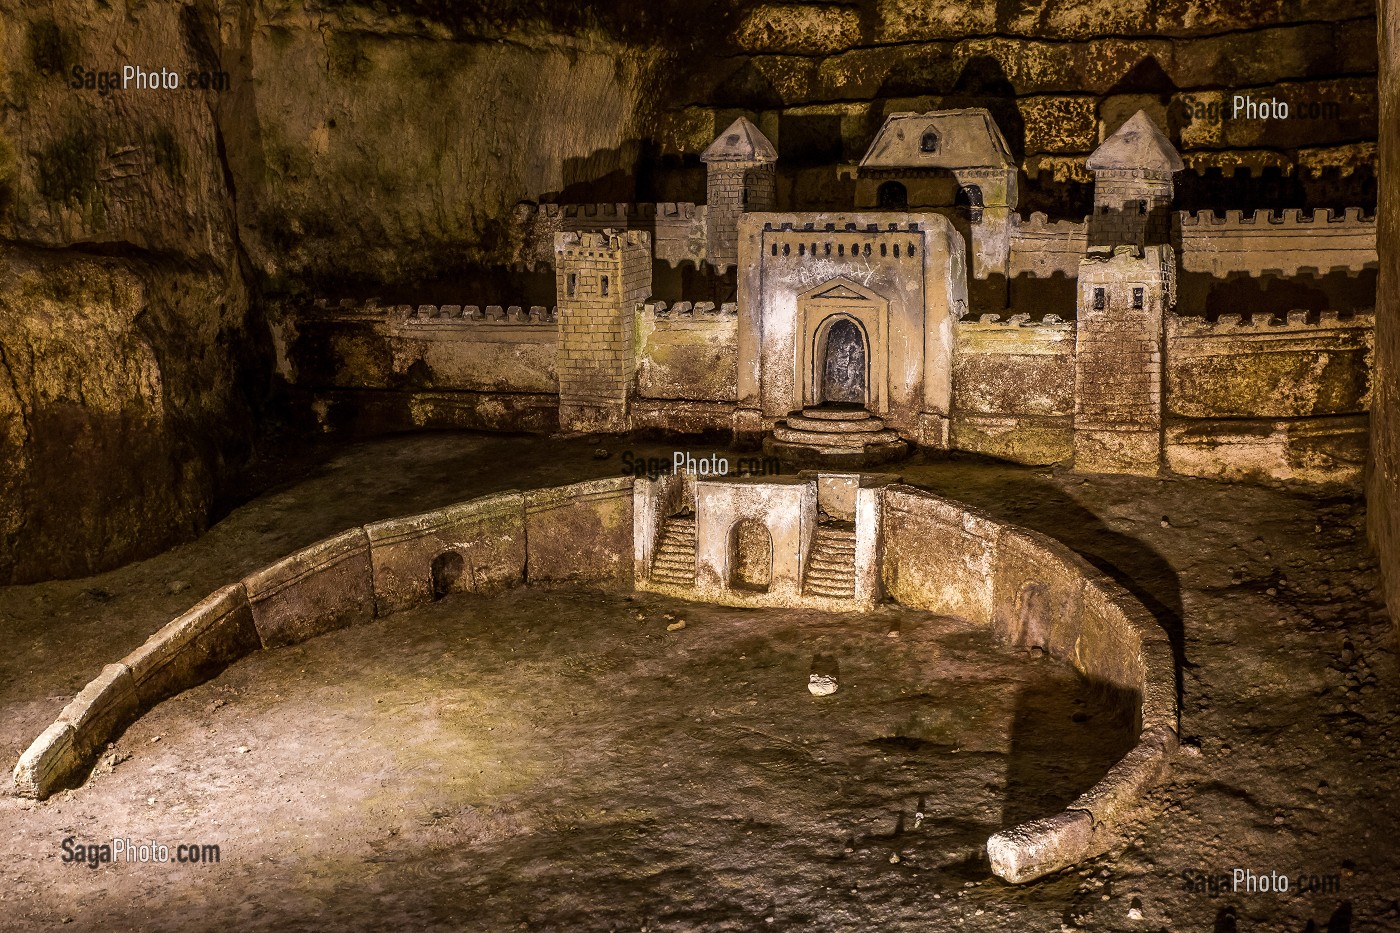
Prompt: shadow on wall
<box><xmin>1002</xmin><ymin>677</ymin><xmax>1139</xmax><ymax>829</ymax></box>
<box><xmin>914</xmin><ymin>466</ymin><xmax>1187</xmax><ymax>704</ymax></box>
<box><xmin>1178</xmin><ymin>270</ymin><xmax>1379</xmax><ymax>317</ymax></box>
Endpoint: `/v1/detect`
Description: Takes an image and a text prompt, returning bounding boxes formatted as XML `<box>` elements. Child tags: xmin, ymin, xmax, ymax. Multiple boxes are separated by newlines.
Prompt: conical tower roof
<box><xmin>701</xmin><ymin>117</ymin><xmax>778</xmax><ymax>164</ymax></box>
<box><xmin>1086</xmin><ymin>111</ymin><xmax>1183</xmax><ymax>173</ymax></box>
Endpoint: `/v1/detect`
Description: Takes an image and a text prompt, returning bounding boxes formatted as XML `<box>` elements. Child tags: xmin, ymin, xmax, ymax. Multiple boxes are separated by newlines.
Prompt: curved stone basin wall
<box><xmin>12</xmin><ymin>477</ymin><xmax>1175</xmax><ymax>885</ymax></box>
<box><xmin>881</xmin><ymin>484</ymin><xmax>1179</xmax><ymax>882</ymax></box>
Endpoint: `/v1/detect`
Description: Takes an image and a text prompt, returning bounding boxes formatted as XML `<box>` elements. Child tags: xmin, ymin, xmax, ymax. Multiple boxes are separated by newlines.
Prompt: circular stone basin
<box><xmin>23</xmin><ymin>587</ymin><xmax>1135</xmax><ymax>929</ymax></box>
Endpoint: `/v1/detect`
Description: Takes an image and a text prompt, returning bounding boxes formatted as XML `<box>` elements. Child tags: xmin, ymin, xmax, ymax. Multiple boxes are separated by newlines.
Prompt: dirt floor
<box><xmin>1</xmin><ymin>432</ymin><xmax>1396</xmax><ymax>932</ymax></box>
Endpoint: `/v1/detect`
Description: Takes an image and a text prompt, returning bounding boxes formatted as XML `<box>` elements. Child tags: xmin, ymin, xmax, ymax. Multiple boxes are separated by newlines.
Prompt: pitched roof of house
<box><xmin>858</xmin><ymin>109</ymin><xmax>1015</xmax><ymax>170</ymax></box>
<box><xmin>1086</xmin><ymin>110</ymin><xmax>1184</xmax><ymax>172</ymax></box>
<box><xmin>701</xmin><ymin>117</ymin><xmax>778</xmax><ymax>163</ymax></box>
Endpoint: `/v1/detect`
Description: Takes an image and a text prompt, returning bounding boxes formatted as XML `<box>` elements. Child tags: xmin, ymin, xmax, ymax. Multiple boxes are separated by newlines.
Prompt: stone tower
<box><xmin>1074</xmin><ymin>111</ymin><xmax>1181</xmax><ymax>475</ymax></box>
<box><xmin>554</xmin><ymin>229</ymin><xmax>652</xmax><ymax>433</ymax></box>
<box><xmin>1085</xmin><ymin>110</ymin><xmax>1183</xmax><ymax>251</ymax></box>
<box><xmin>701</xmin><ymin>117</ymin><xmax>777</xmax><ymax>271</ymax></box>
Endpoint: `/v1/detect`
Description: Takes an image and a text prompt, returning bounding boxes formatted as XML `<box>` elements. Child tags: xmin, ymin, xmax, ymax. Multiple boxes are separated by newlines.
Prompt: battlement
<box><xmin>555</xmin><ymin>229</ymin><xmax>652</xmax><ymax>256</ymax></box>
<box><xmin>642</xmin><ymin>301</ymin><xmax>739</xmax><ymax>319</ymax></box>
<box><xmin>310</xmin><ymin>299</ymin><xmax>557</xmax><ymax>325</ymax></box>
<box><xmin>1168</xmin><ymin>308</ymin><xmax>1375</xmax><ymax>336</ymax></box>
<box><xmin>401</xmin><ymin>304</ymin><xmax>558</xmax><ymax>325</ymax></box>
<box><xmin>1011</xmin><ymin>212</ymin><xmax>1089</xmax><ymax>236</ymax></box>
<box><xmin>562</xmin><ymin>202</ymin><xmax>699</xmax><ymax>222</ymax></box>
<box><xmin>1178</xmin><ymin>207</ymin><xmax>1375</xmax><ymax>228</ymax></box>
<box><xmin>959</xmin><ymin>312</ymin><xmax>1072</xmax><ymax>328</ymax></box>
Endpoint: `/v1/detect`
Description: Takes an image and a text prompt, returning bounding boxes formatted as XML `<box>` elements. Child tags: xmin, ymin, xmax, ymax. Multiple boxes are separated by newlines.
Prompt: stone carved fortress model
<box><xmin>291</xmin><ymin>110</ymin><xmax>1376</xmax><ymax>484</ymax></box>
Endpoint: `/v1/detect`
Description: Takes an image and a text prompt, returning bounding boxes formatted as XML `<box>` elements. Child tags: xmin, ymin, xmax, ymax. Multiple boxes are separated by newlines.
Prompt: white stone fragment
<box><xmin>808</xmin><ymin>673</ymin><xmax>837</xmax><ymax>696</ymax></box>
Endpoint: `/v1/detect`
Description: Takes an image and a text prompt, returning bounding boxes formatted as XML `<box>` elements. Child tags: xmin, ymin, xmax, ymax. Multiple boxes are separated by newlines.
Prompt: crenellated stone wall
<box><xmin>951</xmin><ymin>317</ymin><xmax>1077</xmax><ymax>464</ymax></box>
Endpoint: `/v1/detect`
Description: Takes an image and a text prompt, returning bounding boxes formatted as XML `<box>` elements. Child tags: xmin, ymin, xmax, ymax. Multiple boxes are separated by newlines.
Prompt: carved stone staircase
<box><xmin>804</xmin><ymin>523</ymin><xmax>857</xmax><ymax>599</ymax></box>
<box><xmin>650</xmin><ymin>516</ymin><xmax>697</xmax><ymax>587</ymax></box>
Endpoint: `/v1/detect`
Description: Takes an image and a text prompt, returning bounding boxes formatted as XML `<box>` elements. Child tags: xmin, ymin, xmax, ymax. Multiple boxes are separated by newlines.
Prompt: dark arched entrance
<box><xmin>876</xmin><ymin>181</ymin><xmax>908</xmax><ymax>209</ymax></box>
<box><xmin>819</xmin><ymin>318</ymin><xmax>867</xmax><ymax>406</ymax></box>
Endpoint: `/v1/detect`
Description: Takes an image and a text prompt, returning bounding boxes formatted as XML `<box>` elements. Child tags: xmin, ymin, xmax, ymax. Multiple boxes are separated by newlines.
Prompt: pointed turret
<box><xmin>702</xmin><ymin>117</ymin><xmax>777</xmax><ymax>271</ymax></box>
<box><xmin>1086</xmin><ymin>111</ymin><xmax>1182</xmax><ymax>250</ymax></box>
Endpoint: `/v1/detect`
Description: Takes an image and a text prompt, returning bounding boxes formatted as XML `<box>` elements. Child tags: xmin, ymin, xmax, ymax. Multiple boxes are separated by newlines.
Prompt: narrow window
<box><xmin>1137</xmin><ymin>199</ymin><xmax>1148</xmax><ymax>215</ymax></box>
<box><xmin>880</xmin><ymin>243</ymin><xmax>888</xmax><ymax>257</ymax></box>
<box><xmin>1093</xmin><ymin>287</ymin><xmax>1106</xmax><ymax>310</ymax></box>
<box><xmin>908</xmin><ymin>242</ymin><xmax>917</xmax><ymax>256</ymax></box>
<box><xmin>742</xmin><ymin>188</ymin><xmax>748</xmax><ymax>208</ymax></box>
<box><xmin>838</xmin><ymin>243</ymin><xmax>844</xmax><ymax>256</ymax></box>
<box><xmin>567</xmin><ymin>273</ymin><xmax>576</xmax><ymax>298</ymax></box>
<box><xmin>920</xmin><ymin>129</ymin><xmax>939</xmax><ymax>153</ymax></box>
<box><xmin>824</xmin><ymin>243</ymin><xmax>831</xmax><ymax>256</ymax></box>
<box><xmin>772</xmin><ymin>243</ymin><xmax>778</xmax><ymax>256</ymax></box>
<box><xmin>782</xmin><ymin>243</ymin><xmax>790</xmax><ymax>256</ymax></box>
<box><xmin>798</xmin><ymin>243</ymin><xmax>805</xmax><ymax>256</ymax></box>
<box><xmin>601</xmin><ymin>275</ymin><xmax>610</xmax><ymax>297</ymax></box>
<box><xmin>1132</xmin><ymin>287</ymin><xmax>1144</xmax><ymax>309</ymax></box>
<box><xmin>893</xmin><ymin>244</ymin><xmax>900</xmax><ymax>258</ymax></box>
<box><xmin>863</xmin><ymin>243</ymin><xmax>871</xmax><ymax>257</ymax></box>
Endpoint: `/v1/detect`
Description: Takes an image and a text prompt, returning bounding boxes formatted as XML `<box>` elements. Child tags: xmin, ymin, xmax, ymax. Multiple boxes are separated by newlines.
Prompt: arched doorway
<box><xmin>728</xmin><ymin>519</ymin><xmax>773</xmax><ymax>592</ymax></box>
<box><xmin>957</xmin><ymin>184</ymin><xmax>984</xmax><ymax>223</ymax></box>
<box><xmin>876</xmin><ymin>181</ymin><xmax>908</xmax><ymax>209</ymax></box>
<box><xmin>818</xmin><ymin>317</ymin><xmax>868</xmax><ymax>406</ymax></box>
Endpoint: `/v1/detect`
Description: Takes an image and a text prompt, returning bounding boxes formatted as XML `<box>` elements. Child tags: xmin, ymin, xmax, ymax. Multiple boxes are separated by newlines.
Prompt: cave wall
<box><xmin>0</xmin><ymin>1</ymin><xmax>253</xmax><ymax>585</ymax></box>
<box><xmin>1373</xmin><ymin>1</ymin><xmax>1400</xmax><ymax>622</ymax></box>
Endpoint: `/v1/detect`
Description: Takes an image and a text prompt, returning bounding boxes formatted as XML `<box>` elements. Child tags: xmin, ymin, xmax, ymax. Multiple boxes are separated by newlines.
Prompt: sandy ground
<box><xmin>0</xmin><ymin>432</ymin><xmax>1396</xmax><ymax>932</ymax></box>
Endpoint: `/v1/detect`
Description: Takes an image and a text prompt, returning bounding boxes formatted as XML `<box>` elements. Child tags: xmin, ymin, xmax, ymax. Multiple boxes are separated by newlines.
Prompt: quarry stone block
<box><xmin>245</xmin><ymin>528</ymin><xmax>375</xmax><ymax>648</ymax></box>
<box><xmin>366</xmin><ymin>492</ymin><xmax>527</xmax><ymax>615</ymax></box>
<box><xmin>12</xmin><ymin>721</ymin><xmax>81</xmax><ymax>800</ymax></box>
<box><xmin>58</xmin><ymin>663</ymin><xmax>140</xmax><ymax>761</ymax></box>
<box><xmin>881</xmin><ymin>487</ymin><xmax>997</xmax><ymax>624</ymax></box>
<box><xmin>992</xmin><ymin>529</ymin><xmax>1086</xmax><ymax>654</ymax></box>
<box><xmin>1072</xmin><ymin>724</ymin><xmax>1177</xmax><ymax>828</ymax></box>
<box><xmin>122</xmin><ymin>584</ymin><xmax>261</xmax><ymax>708</ymax></box>
<box><xmin>524</xmin><ymin>478</ymin><xmax>634</xmax><ymax>587</ymax></box>
<box><xmin>987</xmin><ymin>808</ymin><xmax>1097</xmax><ymax>884</ymax></box>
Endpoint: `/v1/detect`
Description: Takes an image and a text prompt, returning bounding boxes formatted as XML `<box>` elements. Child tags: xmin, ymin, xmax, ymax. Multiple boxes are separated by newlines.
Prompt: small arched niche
<box><xmin>431</xmin><ymin>551</ymin><xmax>465</xmax><ymax>600</ymax></box>
<box><xmin>877</xmin><ymin>180</ymin><xmax>908</xmax><ymax>210</ymax></box>
<box><xmin>728</xmin><ymin>519</ymin><xmax>773</xmax><ymax>593</ymax></box>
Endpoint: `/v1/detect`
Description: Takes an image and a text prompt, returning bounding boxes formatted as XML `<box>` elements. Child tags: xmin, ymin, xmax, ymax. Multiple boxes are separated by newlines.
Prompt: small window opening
<box><xmin>1132</xmin><ymin>287</ymin><xmax>1144</xmax><ymax>309</ymax></box>
<box><xmin>601</xmin><ymin>275</ymin><xmax>609</xmax><ymax>296</ymax></box>
<box><xmin>566</xmin><ymin>273</ymin><xmax>576</xmax><ymax>298</ymax></box>
<box><xmin>920</xmin><ymin>129</ymin><xmax>940</xmax><ymax>153</ymax></box>
<box><xmin>1093</xmin><ymin>288</ymin><xmax>1106</xmax><ymax>310</ymax></box>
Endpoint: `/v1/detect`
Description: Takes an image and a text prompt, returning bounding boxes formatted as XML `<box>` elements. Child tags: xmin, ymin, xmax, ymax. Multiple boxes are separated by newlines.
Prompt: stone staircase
<box><xmin>649</xmin><ymin>516</ymin><xmax>697</xmax><ymax>587</ymax></box>
<box><xmin>805</xmin><ymin>523</ymin><xmax>857</xmax><ymax>599</ymax></box>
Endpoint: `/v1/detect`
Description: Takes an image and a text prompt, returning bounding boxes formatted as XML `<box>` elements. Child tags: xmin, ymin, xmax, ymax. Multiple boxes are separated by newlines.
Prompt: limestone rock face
<box><xmin>1371</xmin><ymin>0</ymin><xmax>1400</xmax><ymax>624</ymax></box>
<box><xmin>0</xmin><ymin>247</ymin><xmax>250</xmax><ymax>584</ymax></box>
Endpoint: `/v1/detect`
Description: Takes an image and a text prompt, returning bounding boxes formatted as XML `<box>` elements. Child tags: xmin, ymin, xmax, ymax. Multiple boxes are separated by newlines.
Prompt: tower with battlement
<box><xmin>701</xmin><ymin>117</ymin><xmax>777</xmax><ymax>272</ymax></box>
<box><xmin>554</xmin><ymin>229</ymin><xmax>653</xmax><ymax>433</ymax></box>
<box><xmin>1074</xmin><ymin>111</ymin><xmax>1181</xmax><ymax>475</ymax></box>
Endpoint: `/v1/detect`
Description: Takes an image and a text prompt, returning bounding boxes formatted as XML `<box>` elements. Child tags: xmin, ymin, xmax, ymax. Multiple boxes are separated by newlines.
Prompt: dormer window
<box><xmin>920</xmin><ymin>129</ymin><xmax>939</xmax><ymax>153</ymax></box>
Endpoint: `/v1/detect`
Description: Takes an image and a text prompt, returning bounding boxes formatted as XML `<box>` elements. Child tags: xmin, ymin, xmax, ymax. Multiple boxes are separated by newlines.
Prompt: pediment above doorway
<box><xmin>798</xmin><ymin>276</ymin><xmax>885</xmax><ymax>304</ymax></box>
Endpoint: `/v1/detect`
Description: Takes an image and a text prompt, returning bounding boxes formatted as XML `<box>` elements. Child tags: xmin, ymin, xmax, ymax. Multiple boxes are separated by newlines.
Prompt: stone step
<box><xmin>771</xmin><ymin>424</ymin><xmax>904</xmax><ymax>449</ymax></box>
<box><xmin>800</xmin><ymin>406</ymin><xmax>873</xmax><ymax>421</ymax></box>
<box><xmin>657</xmin><ymin>539</ymin><xmax>695</xmax><ymax>552</ymax></box>
<box><xmin>807</xmin><ymin>584</ymin><xmax>855</xmax><ymax>598</ymax></box>
<box><xmin>650</xmin><ymin>572</ymin><xmax>694</xmax><ymax>586</ymax></box>
<box><xmin>810</xmin><ymin>558</ymin><xmax>853</xmax><ymax>574</ymax></box>
<box><xmin>654</xmin><ymin>554</ymin><xmax>694</xmax><ymax>567</ymax></box>
<box><xmin>814</xmin><ymin>537</ymin><xmax>856</xmax><ymax>550</ymax></box>
<box><xmin>806</xmin><ymin>569</ymin><xmax>854</xmax><ymax>586</ymax></box>
<box><xmin>785</xmin><ymin>414</ymin><xmax>888</xmax><ymax>433</ymax></box>
<box><xmin>658</xmin><ymin>535</ymin><xmax>695</xmax><ymax>546</ymax></box>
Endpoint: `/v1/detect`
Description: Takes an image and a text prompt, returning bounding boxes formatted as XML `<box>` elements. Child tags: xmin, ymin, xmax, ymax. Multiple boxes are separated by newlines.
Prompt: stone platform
<box><xmin>763</xmin><ymin>406</ymin><xmax>909</xmax><ymax>468</ymax></box>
